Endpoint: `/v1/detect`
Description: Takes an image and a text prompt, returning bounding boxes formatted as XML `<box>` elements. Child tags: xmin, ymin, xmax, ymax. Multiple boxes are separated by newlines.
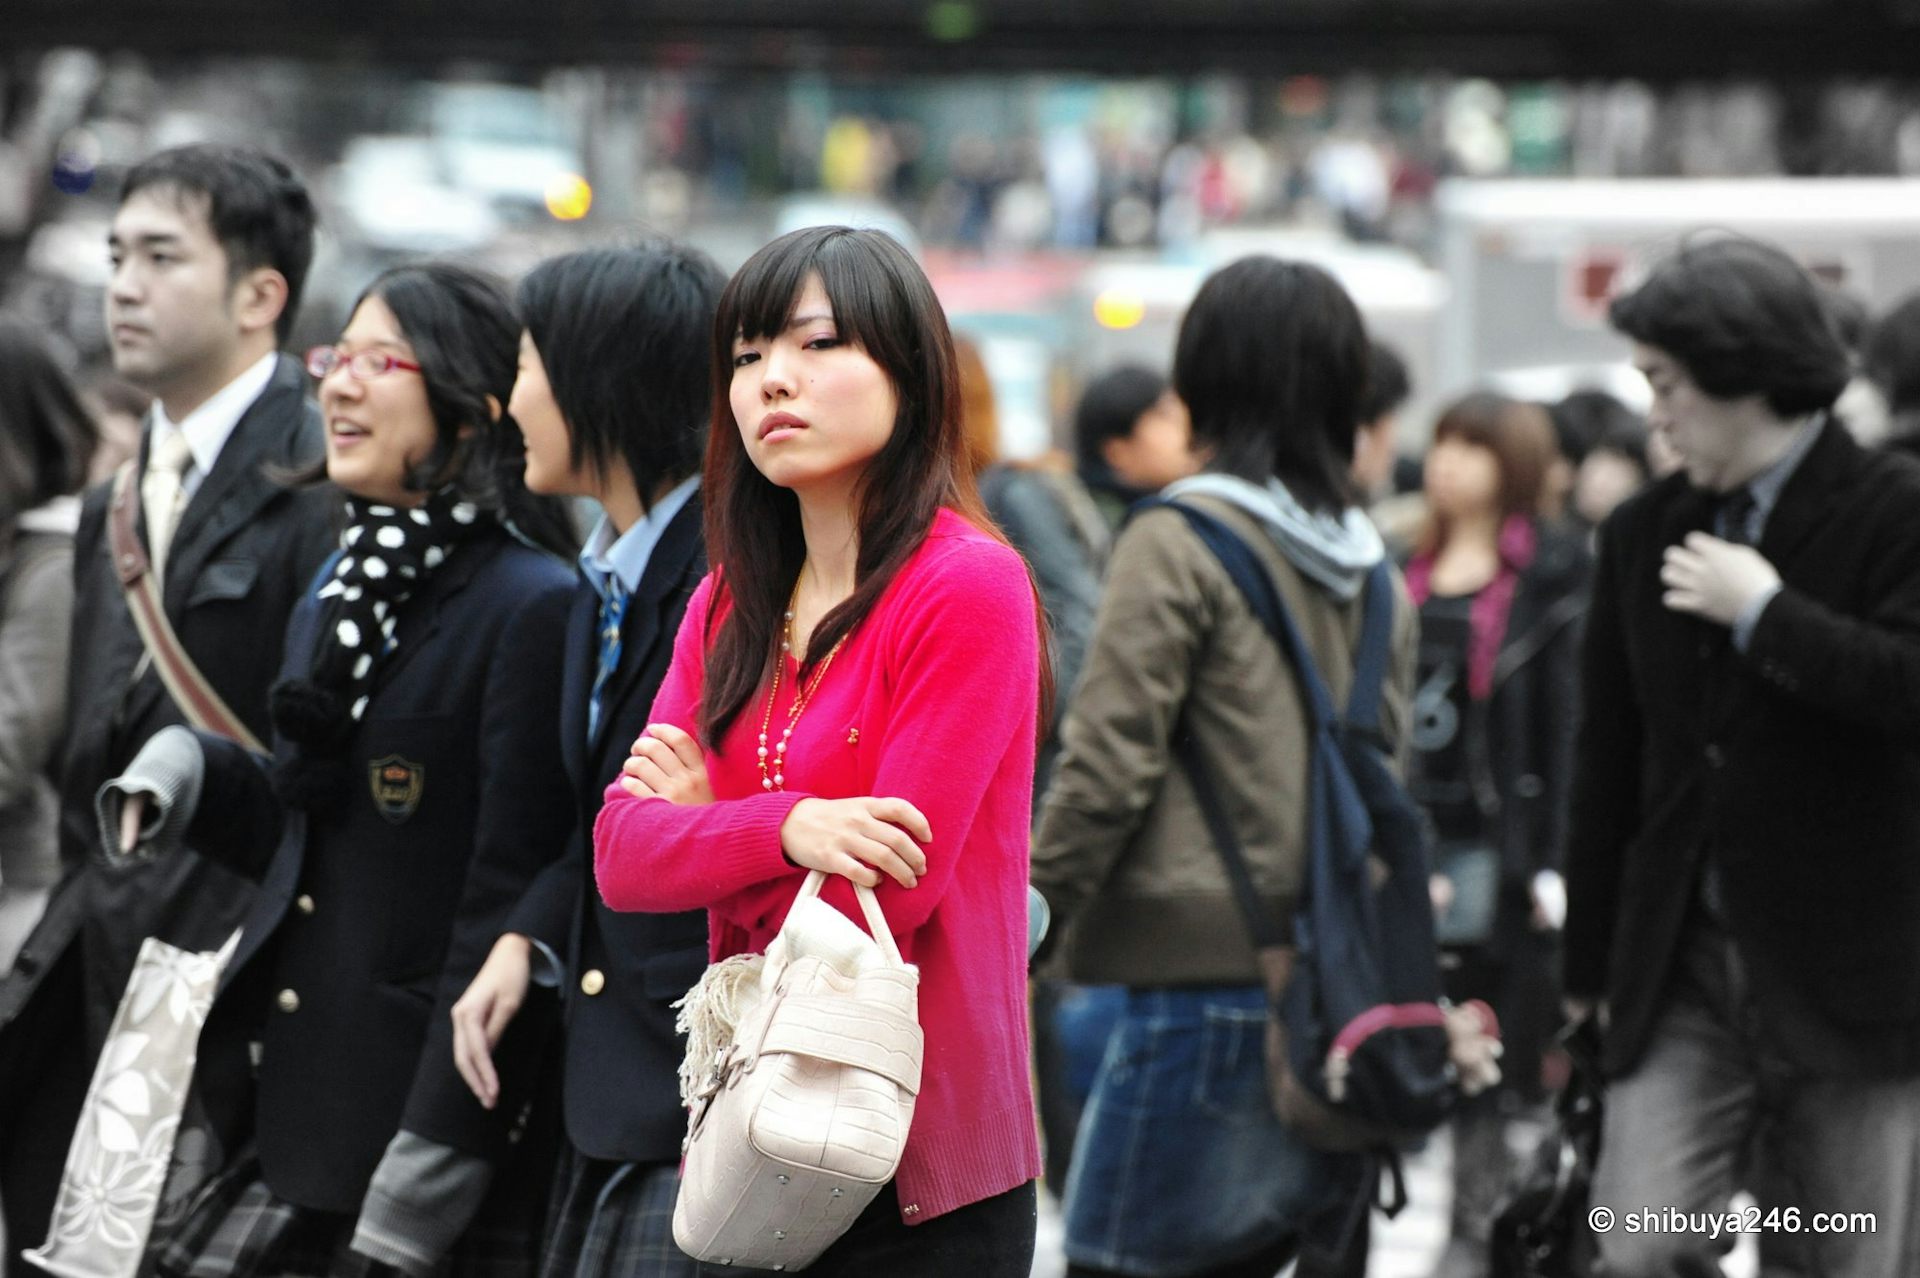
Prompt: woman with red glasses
<box><xmin>101</xmin><ymin>262</ymin><xmax>579</xmax><ymax>1277</ymax></box>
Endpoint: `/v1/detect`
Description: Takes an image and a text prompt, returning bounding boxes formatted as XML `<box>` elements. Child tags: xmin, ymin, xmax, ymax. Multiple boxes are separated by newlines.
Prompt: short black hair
<box><xmin>1359</xmin><ymin>341</ymin><xmax>1410</xmax><ymax>425</ymax></box>
<box><xmin>121</xmin><ymin>144</ymin><xmax>316</xmax><ymax>343</ymax></box>
<box><xmin>1548</xmin><ymin>388</ymin><xmax>1641</xmax><ymax>467</ymax></box>
<box><xmin>1608</xmin><ymin>236</ymin><xmax>1850</xmax><ymax>418</ymax></box>
<box><xmin>1864</xmin><ymin>294</ymin><xmax>1920</xmax><ymax>417</ymax></box>
<box><xmin>517</xmin><ymin>243</ymin><xmax>725</xmax><ymax>495</ymax></box>
<box><xmin>1072</xmin><ymin>364</ymin><xmax>1166</xmax><ymax>477</ymax></box>
<box><xmin>0</xmin><ymin>318</ymin><xmax>98</xmax><ymax>523</ymax></box>
<box><xmin>1175</xmin><ymin>256</ymin><xmax>1368</xmax><ymax>510</ymax></box>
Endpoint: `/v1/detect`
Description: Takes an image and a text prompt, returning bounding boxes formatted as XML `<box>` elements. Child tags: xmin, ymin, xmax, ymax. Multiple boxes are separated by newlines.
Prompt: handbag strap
<box><xmin>108</xmin><ymin>460</ymin><xmax>266</xmax><ymax>754</ymax></box>
<box><xmin>796</xmin><ymin>869</ymin><xmax>906</xmax><ymax>968</ymax></box>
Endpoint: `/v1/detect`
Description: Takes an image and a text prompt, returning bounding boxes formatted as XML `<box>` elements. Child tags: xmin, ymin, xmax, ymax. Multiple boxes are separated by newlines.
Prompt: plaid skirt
<box><xmin>152</xmin><ymin>1152</ymin><xmax>538</xmax><ymax>1278</ymax></box>
<box><xmin>539</xmin><ymin>1151</ymin><xmax>698</xmax><ymax>1278</ymax></box>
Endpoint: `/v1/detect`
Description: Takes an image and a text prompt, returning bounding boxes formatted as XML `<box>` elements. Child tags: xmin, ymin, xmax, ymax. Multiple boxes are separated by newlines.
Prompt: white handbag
<box><xmin>672</xmin><ymin>870</ymin><xmax>923</xmax><ymax>1270</ymax></box>
<box><xmin>25</xmin><ymin>930</ymin><xmax>239</xmax><ymax>1278</ymax></box>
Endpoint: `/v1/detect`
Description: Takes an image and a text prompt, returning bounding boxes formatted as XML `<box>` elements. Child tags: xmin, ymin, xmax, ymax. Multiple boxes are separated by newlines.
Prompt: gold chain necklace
<box><xmin>757</xmin><ymin>578</ymin><xmax>849</xmax><ymax>792</ymax></box>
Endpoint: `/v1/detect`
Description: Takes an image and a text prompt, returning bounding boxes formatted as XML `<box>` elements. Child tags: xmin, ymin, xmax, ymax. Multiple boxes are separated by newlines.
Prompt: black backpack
<box><xmin>1153</xmin><ymin>500</ymin><xmax>1486</xmax><ymax>1159</ymax></box>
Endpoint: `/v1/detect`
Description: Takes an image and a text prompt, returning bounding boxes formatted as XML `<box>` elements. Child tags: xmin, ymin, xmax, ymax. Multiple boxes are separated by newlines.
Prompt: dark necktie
<box><xmin>1717</xmin><ymin>487</ymin><xmax>1758</xmax><ymax>547</ymax></box>
<box><xmin>588</xmin><ymin>575</ymin><xmax>629</xmax><ymax>743</ymax></box>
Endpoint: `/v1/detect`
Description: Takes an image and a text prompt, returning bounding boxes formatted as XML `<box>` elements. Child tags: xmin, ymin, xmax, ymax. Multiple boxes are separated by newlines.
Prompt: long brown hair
<box><xmin>699</xmin><ymin>226</ymin><xmax>1049</xmax><ymax>750</ymax></box>
<box><xmin>1417</xmin><ymin>391</ymin><xmax>1559</xmax><ymax>555</ymax></box>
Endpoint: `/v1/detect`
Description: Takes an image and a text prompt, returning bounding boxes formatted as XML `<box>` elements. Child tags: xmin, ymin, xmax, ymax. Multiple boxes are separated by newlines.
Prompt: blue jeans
<box><xmin>1061</xmin><ymin>986</ymin><xmax>1360</xmax><ymax>1277</ymax></box>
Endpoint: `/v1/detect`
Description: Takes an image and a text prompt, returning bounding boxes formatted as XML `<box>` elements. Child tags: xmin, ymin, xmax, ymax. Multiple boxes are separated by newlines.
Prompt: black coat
<box><xmin>1435</xmin><ymin>520</ymin><xmax>1588</xmax><ymax>1099</ymax></box>
<box><xmin>187</xmin><ymin>526</ymin><xmax>575</xmax><ymax>1214</ymax></box>
<box><xmin>0</xmin><ymin>362</ymin><xmax>333</xmax><ymax>1267</ymax></box>
<box><xmin>0</xmin><ymin>356</ymin><xmax>338</xmax><ymax>1046</ymax></box>
<box><xmin>1464</xmin><ymin>520</ymin><xmax>1588</xmax><ymax>953</ymax></box>
<box><xmin>1565</xmin><ymin>420</ymin><xmax>1920</xmax><ymax>1079</ymax></box>
<box><xmin>503</xmin><ymin>496</ymin><xmax>710</xmax><ymax>1165</ymax></box>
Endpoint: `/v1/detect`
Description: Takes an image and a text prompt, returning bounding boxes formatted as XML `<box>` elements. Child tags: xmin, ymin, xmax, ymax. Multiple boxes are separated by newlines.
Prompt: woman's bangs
<box><xmin>723</xmin><ymin>229</ymin><xmax>898</xmax><ymax>362</ymax></box>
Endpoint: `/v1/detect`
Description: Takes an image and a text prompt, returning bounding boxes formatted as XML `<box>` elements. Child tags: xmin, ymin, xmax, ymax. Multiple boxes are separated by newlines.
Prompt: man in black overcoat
<box><xmin>1565</xmin><ymin>236</ymin><xmax>1920</xmax><ymax>1277</ymax></box>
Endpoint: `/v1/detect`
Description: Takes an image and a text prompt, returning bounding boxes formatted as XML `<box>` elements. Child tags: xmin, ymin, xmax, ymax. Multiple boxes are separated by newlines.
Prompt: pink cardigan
<box><xmin>594</xmin><ymin>508</ymin><xmax>1042</xmax><ymax>1223</ymax></box>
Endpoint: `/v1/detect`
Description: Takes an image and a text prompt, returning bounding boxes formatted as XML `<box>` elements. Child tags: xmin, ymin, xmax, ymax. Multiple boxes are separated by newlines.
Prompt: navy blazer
<box><xmin>188</xmin><ymin>524</ymin><xmax>575</xmax><ymax>1214</ymax></box>
<box><xmin>504</xmin><ymin>494</ymin><xmax>710</xmax><ymax>1165</ymax></box>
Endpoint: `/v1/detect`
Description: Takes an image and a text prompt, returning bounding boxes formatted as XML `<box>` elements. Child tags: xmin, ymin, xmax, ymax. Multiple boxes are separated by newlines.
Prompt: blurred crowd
<box><xmin>3</xmin><ymin>134</ymin><xmax>1920</xmax><ymax>1278</ymax></box>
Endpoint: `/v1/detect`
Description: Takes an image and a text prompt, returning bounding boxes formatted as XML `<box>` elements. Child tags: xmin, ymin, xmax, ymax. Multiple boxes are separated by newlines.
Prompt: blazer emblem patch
<box><xmin>368</xmin><ymin>755</ymin><xmax>425</xmax><ymax>824</ymax></box>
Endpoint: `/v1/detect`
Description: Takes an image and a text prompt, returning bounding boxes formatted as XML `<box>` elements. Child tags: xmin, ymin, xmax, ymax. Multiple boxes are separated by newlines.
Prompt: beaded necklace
<box><xmin>757</xmin><ymin>577</ymin><xmax>849</xmax><ymax>792</ymax></box>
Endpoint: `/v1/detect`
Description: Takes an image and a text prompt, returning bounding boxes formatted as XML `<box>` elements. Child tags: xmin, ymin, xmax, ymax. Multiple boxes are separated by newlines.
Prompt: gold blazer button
<box><xmin>580</xmin><ymin>969</ymin><xmax>606</xmax><ymax>996</ymax></box>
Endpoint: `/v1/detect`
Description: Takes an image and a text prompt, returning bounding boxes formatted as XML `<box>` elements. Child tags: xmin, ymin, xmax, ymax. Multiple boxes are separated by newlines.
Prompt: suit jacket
<box><xmin>188</xmin><ymin>527</ymin><xmax>575</xmax><ymax>1213</ymax></box>
<box><xmin>504</xmin><ymin>495</ymin><xmax>710</xmax><ymax>1165</ymax></box>
<box><xmin>1565</xmin><ymin>420</ymin><xmax>1920</xmax><ymax>1079</ymax></box>
<box><xmin>0</xmin><ymin>354</ymin><xmax>336</xmax><ymax>1047</ymax></box>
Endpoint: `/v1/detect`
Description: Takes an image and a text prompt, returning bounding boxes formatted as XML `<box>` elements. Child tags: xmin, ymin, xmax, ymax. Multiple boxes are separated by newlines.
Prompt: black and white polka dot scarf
<box><xmin>270</xmin><ymin>489</ymin><xmax>485</xmax><ymax>756</ymax></box>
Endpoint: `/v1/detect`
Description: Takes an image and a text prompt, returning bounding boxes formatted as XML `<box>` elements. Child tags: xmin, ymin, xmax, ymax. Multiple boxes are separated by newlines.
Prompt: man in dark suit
<box><xmin>449</xmin><ymin>244</ymin><xmax>726</xmax><ymax>1276</ymax></box>
<box><xmin>1566</xmin><ymin>237</ymin><xmax>1920</xmax><ymax>1277</ymax></box>
<box><xmin>0</xmin><ymin>144</ymin><xmax>335</xmax><ymax>1269</ymax></box>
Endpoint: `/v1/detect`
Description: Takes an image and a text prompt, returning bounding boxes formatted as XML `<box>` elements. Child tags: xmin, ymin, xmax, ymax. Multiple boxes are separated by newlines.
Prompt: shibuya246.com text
<box><xmin>1588</xmin><ymin>1206</ymin><xmax>1877</xmax><ymax>1241</ymax></box>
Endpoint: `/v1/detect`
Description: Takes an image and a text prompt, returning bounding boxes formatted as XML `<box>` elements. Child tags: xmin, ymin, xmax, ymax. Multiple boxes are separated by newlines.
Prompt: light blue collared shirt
<box><xmin>578</xmin><ymin>474</ymin><xmax>701</xmax><ymax>605</ymax></box>
<box><xmin>1726</xmin><ymin>415</ymin><xmax>1822</xmax><ymax>651</ymax></box>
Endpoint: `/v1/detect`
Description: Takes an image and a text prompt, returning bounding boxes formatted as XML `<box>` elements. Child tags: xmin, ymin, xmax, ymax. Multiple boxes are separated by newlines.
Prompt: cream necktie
<box><xmin>141</xmin><ymin>429</ymin><xmax>195</xmax><ymax>584</ymax></box>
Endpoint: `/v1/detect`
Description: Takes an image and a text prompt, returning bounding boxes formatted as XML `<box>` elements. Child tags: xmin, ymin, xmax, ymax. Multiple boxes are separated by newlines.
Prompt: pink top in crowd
<box><xmin>594</xmin><ymin>507</ymin><xmax>1043</xmax><ymax>1223</ymax></box>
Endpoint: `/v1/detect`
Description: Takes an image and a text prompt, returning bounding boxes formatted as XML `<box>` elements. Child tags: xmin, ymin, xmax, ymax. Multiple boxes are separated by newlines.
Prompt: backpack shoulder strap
<box><xmin>1343</xmin><ymin>560</ymin><xmax>1397</xmax><ymax>738</ymax></box>
<box><xmin>1140</xmin><ymin>497</ymin><xmax>1338</xmax><ymax>728</ymax></box>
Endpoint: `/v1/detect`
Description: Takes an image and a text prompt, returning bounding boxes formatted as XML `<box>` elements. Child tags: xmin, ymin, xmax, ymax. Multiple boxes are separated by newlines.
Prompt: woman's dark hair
<box><xmin>0</xmin><ymin>319</ymin><xmax>99</xmax><ymax>527</ymax></box>
<box><xmin>1424</xmin><ymin>392</ymin><xmax>1560</xmax><ymax>542</ymax></box>
<box><xmin>1174</xmin><ymin>257</ymin><xmax>1369</xmax><ymax>511</ymax></box>
<box><xmin>1072</xmin><ymin>364</ymin><xmax>1167</xmax><ymax>479</ymax></box>
<box><xmin>1608</xmin><ymin>236</ymin><xmax>1850</xmax><ymax>418</ymax></box>
<box><xmin>121</xmin><ymin>144</ymin><xmax>317</xmax><ymax>343</ymax></box>
<box><xmin>1864</xmin><ymin>293</ymin><xmax>1920</xmax><ymax>417</ymax></box>
<box><xmin>699</xmin><ymin>225</ymin><xmax>1048</xmax><ymax>749</ymax></box>
<box><xmin>336</xmin><ymin>263</ymin><xmax>576</xmax><ymax>557</ymax></box>
<box><xmin>517</xmin><ymin>242</ymin><xmax>726</xmax><ymax>495</ymax></box>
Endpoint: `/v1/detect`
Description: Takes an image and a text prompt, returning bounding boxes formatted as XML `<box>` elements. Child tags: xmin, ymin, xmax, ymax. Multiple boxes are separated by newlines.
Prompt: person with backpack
<box><xmin>1030</xmin><ymin>256</ymin><xmax>1421</xmax><ymax>1278</ymax></box>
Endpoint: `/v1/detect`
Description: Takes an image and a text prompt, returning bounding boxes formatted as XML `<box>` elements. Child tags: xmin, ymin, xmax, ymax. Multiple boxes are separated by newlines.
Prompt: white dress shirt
<box><xmin>147</xmin><ymin>351</ymin><xmax>280</xmax><ymax>498</ymax></box>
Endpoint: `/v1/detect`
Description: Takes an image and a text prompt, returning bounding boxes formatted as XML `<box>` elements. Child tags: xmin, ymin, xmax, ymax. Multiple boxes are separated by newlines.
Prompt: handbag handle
<box><xmin>796</xmin><ymin>869</ymin><xmax>906</xmax><ymax>968</ymax></box>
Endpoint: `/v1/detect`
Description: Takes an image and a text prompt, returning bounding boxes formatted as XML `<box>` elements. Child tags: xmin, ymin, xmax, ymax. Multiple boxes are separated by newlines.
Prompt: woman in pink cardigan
<box><xmin>592</xmin><ymin>225</ymin><xmax>1046</xmax><ymax>1275</ymax></box>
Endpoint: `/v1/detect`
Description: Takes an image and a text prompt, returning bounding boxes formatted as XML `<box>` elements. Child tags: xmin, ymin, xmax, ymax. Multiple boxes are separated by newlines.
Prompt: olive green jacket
<box><xmin>1031</xmin><ymin>494</ymin><xmax>1417</xmax><ymax>987</ymax></box>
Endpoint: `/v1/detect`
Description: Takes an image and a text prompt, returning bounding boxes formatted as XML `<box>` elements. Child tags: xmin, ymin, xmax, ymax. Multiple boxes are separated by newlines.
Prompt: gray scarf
<box><xmin>1164</xmin><ymin>473</ymin><xmax>1384</xmax><ymax>601</ymax></box>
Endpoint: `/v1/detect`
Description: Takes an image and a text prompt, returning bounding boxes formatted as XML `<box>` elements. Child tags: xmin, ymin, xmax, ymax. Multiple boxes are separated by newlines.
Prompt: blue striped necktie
<box><xmin>588</xmin><ymin>575</ymin><xmax>629</xmax><ymax>742</ymax></box>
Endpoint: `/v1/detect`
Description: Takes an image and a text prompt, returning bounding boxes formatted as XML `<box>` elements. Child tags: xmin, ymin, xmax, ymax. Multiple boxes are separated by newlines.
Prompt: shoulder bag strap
<box><xmin>107</xmin><ymin>461</ymin><xmax>266</xmax><ymax>753</ymax></box>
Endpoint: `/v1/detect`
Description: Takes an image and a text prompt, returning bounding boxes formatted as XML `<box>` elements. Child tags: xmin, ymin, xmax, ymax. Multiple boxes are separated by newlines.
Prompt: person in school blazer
<box><xmin>183</xmin><ymin>518</ymin><xmax>574</xmax><ymax>1207</ymax></box>
<box><xmin>451</xmin><ymin>244</ymin><xmax>725</xmax><ymax>1276</ymax></box>
<box><xmin>508</xmin><ymin>495</ymin><xmax>708</xmax><ymax>1136</ymax></box>
<box><xmin>105</xmin><ymin>263</ymin><xmax>581</xmax><ymax>1276</ymax></box>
